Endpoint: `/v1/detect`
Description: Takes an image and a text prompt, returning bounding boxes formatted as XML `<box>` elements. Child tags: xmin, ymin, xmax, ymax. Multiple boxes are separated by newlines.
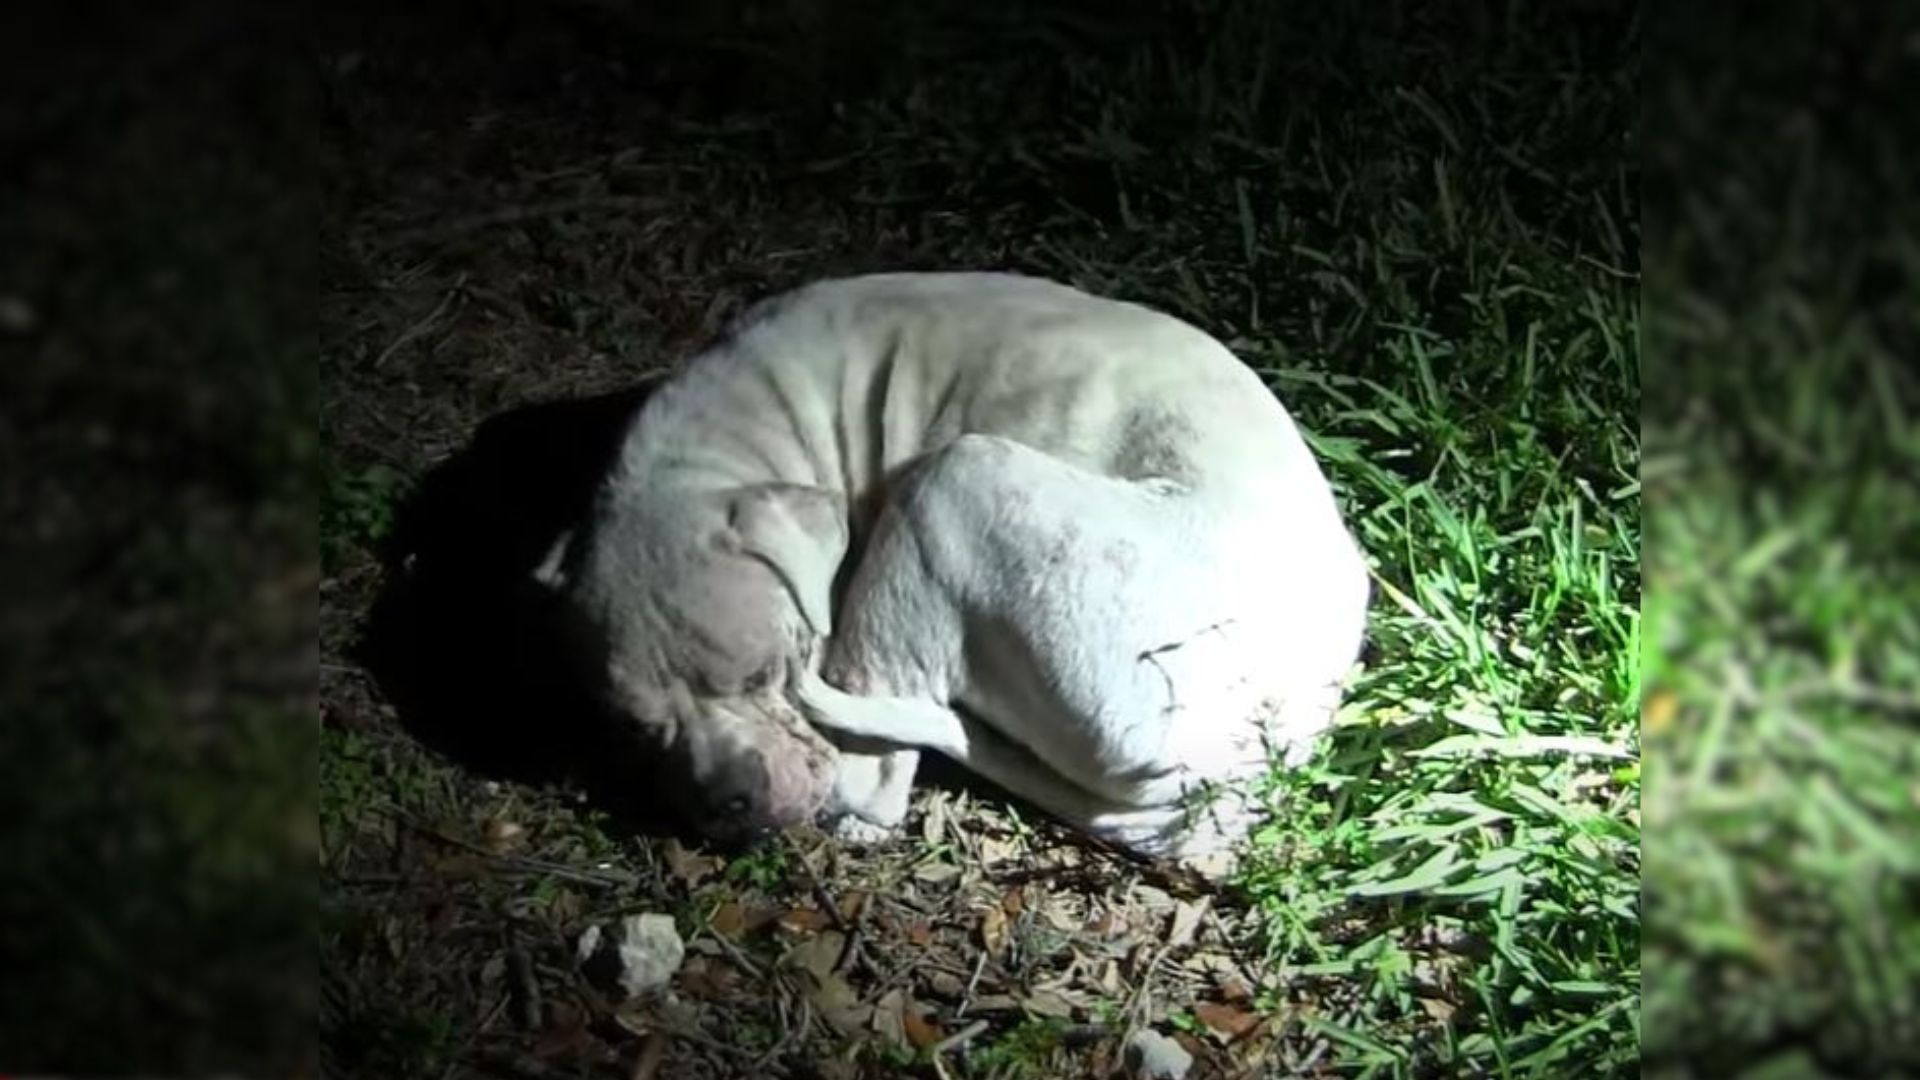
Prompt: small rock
<box><xmin>1125</xmin><ymin>1028</ymin><xmax>1193</xmax><ymax>1080</ymax></box>
<box><xmin>576</xmin><ymin>913</ymin><xmax>684</xmax><ymax>1001</ymax></box>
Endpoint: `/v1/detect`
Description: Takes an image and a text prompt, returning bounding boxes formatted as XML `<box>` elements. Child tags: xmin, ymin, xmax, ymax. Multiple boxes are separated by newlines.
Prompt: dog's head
<box><xmin>539</xmin><ymin>480</ymin><xmax>850</xmax><ymax>844</ymax></box>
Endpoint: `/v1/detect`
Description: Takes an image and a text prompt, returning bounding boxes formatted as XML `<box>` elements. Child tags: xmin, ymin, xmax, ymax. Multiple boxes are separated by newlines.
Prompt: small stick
<box><xmin>932</xmin><ymin>1019</ymin><xmax>991</xmax><ymax>1056</ymax></box>
<box><xmin>956</xmin><ymin>951</ymin><xmax>989</xmax><ymax>1018</ymax></box>
<box><xmin>372</xmin><ymin>275</ymin><xmax>464</xmax><ymax>369</ymax></box>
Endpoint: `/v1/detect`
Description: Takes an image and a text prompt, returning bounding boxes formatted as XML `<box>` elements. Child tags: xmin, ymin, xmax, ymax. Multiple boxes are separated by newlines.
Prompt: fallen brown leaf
<box><xmin>921</xmin><ymin>969</ymin><xmax>965</xmax><ymax>1001</ymax></box>
<box><xmin>662</xmin><ymin>838</ymin><xmax>723</xmax><ymax>886</ymax></box>
<box><xmin>778</xmin><ymin>907</ymin><xmax>835</xmax><ymax>933</ymax></box>
<box><xmin>907</xmin><ymin>921</ymin><xmax>934</xmax><ymax>946</ymax></box>
<box><xmin>872</xmin><ymin>988</ymin><xmax>909</xmax><ymax>1049</ymax></box>
<box><xmin>708</xmin><ymin>901</ymin><xmax>746</xmax><ymax>939</ymax></box>
<box><xmin>1002</xmin><ymin>885</ymin><xmax>1027</xmax><ymax>916</ymax></box>
<box><xmin>809</xmin><ymin>971</ymin><xmax>872</xmax><ymax>1034</ymax></box>
<box><xmin>1193</xmin><ymin>1001</ymin><xmax>1262</xmax><ymax>1041</ymax></box>
<box><xmin>785</xmin><ymin>929</ymin><xmax>847</xmax><ymax>982</ymax></box>
<box><xmin>979</xmin><ymin>905</ymin><xmax>1009</xmax><ymax>955</ymax></box>
<box><xmin>483</xmin><ymin>818</ymin><xmax>527</xmax><ymax>853</ymax></box>
<box><xmin>676</xmin><ymin>956</ymin><xmax>737</xmax><ymax>998</ymax></box>
<box><xmin>902</xmin><ymin>1005</ymin><xmax>944</xmax><ymax>1049</ymax></box>
<box><xmin>837</xmin><ymin>889</ymin><xmax>870</xmax><ymax>922</ymax></box>
<box><xmin>1418</xmin><ymin>996</ymin><xmax>1458</xmax><ymax>1022</ymax></box>
<box><xmin>1021</xmin><ymin>988</ymin><xmax>1079</xmax><ymax>1019</ymax></box>
<box><xmin>1217</xmin><ymin>976</ymin><xmax>1254</xmax><ymax>1003</ymax></box>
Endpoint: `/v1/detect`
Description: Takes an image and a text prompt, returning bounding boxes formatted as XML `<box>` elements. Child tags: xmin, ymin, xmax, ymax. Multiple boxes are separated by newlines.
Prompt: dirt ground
<box><xmin>318</xmin><ymin>4</ymin><xmax>1515</xmax><ymax>1077</ymax></box>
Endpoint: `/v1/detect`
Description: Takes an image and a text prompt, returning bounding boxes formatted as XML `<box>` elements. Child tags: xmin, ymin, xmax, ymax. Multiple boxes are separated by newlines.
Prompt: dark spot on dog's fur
<box><xmin>1113</xmin><ymin>406</ymin><xmax>1201</xmax><ymax>485</ymax></box>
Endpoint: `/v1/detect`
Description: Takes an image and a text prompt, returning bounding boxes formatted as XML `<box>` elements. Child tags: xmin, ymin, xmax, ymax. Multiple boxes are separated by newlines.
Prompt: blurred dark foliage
<box><xmin>1</xmin><ymin>1</ymin><xmax>318</xmax><ymax>1074</ymax></box>
<box><xmin>1644</xmin><ymin>2</ymin><xmax>1920</xmax><ymax>1073</ymax></box>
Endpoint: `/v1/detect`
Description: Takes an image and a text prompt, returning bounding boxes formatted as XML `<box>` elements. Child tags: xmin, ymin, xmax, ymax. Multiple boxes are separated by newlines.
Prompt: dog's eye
<box><xmin>739</xmin><ymin>660</ymin><xmax>780</xmax><ymax>694</ymax></box>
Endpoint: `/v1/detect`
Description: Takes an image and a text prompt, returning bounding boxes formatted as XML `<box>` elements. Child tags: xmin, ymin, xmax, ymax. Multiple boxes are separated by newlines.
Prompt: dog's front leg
<box><xmin>793</xmin><ymin>667</ymin><xmax>971</xmax><ymax>757</ymax></box>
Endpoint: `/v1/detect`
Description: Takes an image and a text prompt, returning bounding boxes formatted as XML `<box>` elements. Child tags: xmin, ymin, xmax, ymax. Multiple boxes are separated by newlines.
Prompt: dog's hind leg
<box><xmin>821</xmin><ymin>433</ymin><xmax>1285</xmax><ymax>845</ymax></box>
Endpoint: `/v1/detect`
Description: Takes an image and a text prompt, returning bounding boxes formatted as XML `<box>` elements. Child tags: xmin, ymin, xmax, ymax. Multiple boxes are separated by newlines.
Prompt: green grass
<box><xmin>1640</xmin><ymin>7</ymin><xmax>1920</xmax><ymax>1071</ymax></box>
<box><xmin>813</xmin><ymin>3</ymin><xmax>1644</xmax><ymax>1074</ymax></box>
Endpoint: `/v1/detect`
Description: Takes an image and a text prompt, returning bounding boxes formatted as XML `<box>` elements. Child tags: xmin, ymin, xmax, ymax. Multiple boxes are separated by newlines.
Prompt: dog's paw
<box><xmin>827</xmin><ymin>814</ymin><xmax>898</xmax><ymax>846</ymax></box>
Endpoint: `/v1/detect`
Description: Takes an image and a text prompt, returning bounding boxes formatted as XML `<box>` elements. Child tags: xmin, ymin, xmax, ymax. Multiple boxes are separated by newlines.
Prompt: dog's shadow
<box><xmin>354</xmin><ymin>383</ymin><xmax>685</xmax><ymax>835</ymax></box>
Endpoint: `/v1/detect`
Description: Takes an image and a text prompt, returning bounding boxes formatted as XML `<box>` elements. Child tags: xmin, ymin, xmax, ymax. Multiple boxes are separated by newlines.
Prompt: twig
<box><xmin>373</xmin><ymin>274</ymin><xmax>465</xmax><ymax>369</ymax></box>
<box><xmin>696</xmin><ymin>926</ymin><xmax>765</xmax><ymax>980</ymax></box>
<box><xmin>956</xmin><ymin>951</ymin><xmax>989</xmax><ymax>1018</ymax></box>
<box><xmin>932</xmin><ymin>1019</ymin><xmax>991</xmax><ymax>1055</ymax></box>
<box><xmin>389</xmin><ymin>810</ymin><xmax>639</xmax><ymax>888</ymax></box>
<box><xmin>749</xmin><ymin>988</ymin><xmax>796</xmax><ymax>1071</ymax></box>
<box><xmin>1115</xmin><ymin>943</ymin><xmax>1175</xmax><ymax>1064</ymax></box>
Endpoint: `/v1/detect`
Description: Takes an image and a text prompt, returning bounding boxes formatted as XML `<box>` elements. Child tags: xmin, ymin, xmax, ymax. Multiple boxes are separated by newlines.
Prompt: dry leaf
<box><xmin>1167</xmin><ymin>897</ymin><xmax>1210</xmax><ymax>948</ymax></box>
<box><xmin>920</xmin><ymin>794</ymin><xmax>950</xmax><ymax>845</ymax></box>
<box><xmin>921</xmin><ymin>969</ymin><xmax>965</xmax><ymax>1000</ymax></box>
<box><xmin>677</xmin><ymin>956</ymin><xmax>737</xmax><ymax>998</ymax></box>
<box><xmin>809</xmin><ymin>971</ymin><xmax>872</xmax><ymax>1034</ymax></box>
<box><xmin>902</xmin><ymin>1005</ymin><xmax>944</xmax><ymax>1049</ymax></box>
<box><xmin>662</xmin><ymin>838</ymin><xmax>722</xmax><ymax>886</ymax></box>
<box><xmin>609</xmin><ymin>1003</ymin><xmax>651</xmax><ymax>1039</ymax></box>
<box><xmin>1002</xmin><ymin>886</ymin><xmax>1027</xmax><ymax>916</ymax></box>
<box><xmin>907</xmin><ymin>921</ymin><xmax>935</xmax><ymax>946</ymax></box>
<box><xmin>1193</xmin><ymin>1002</ymin><xmax>1261</xmax><ymax>1041</ymax></box>
<box><xmin>978</xmin><ymin>834</ymin><xmax>1019</xmax><ymax>866</ymax></box>
<box><xmin>483</xmin><ymin>819</ymin><xmax>527</xmax><ymax>853</ymax></box>
<box><xmin>1217</xmin><ymin>976</ymin><xmax>1254</xmax><ymax>1003</ymax></box>
<box><xmin>785</xmin><ymin>929</ymin><xmax>847</xmax><ymax>982</ymax></box>
<box><xmin>914</xmin><ymin>860</ymin><xmax>961</xmax><ymax>884</ymax></box>
<box><xmin>1021</xmin><ymin>988</ymin><xmax>1078</xmax><ymax>1019</ymax></box>
<box><xmin>708</xmin><ymin>902</ymin><xmax>746</xmax><ymax>939</ymax></box>
<box><xmin>778</xmin><ymin>907</ymin><xmax>835</xmax><ymax>933</ymax></box>
<box><xmin>1087</xmin><ymin>909</ymin><xmax>1125</xmax><ymax>937</ymax></box>
<box><xmin>837</xmin><ymin>889</ymin><xmax>870</xmax><ymax>922</ymax></box>
<box><xmin>1418</xmin><ymin>997</ymin><xmax>1458</xmax><ymax>1022</ymax></box>
<box><xmin>871</xmin><ymin>988</ymin><xmax>909</xmax><ymax>1049</ymax></box>
<box><xmin>979</xmin><ymin>905</ymin><xmax>1009</xmax><ymax>954</ymax></box>
<box><xmin>1098</xmin><ymin>961</ymin><xmax>1123</xmax><ymax>997</ymax></box>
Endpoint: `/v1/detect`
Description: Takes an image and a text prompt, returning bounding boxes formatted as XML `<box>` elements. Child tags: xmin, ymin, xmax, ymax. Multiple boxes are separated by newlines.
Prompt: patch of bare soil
<box><xmin>320</xmin><ymin>4</ymin><xmax>1350</xmax><ymax>1076</ymax></box>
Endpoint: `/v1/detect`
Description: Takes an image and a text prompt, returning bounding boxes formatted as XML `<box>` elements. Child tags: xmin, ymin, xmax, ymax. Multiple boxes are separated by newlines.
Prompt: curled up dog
<box><xmin>535</xmin><ymin>272</ymin><xmax>1370</xmax><ymax>875</ymax></box>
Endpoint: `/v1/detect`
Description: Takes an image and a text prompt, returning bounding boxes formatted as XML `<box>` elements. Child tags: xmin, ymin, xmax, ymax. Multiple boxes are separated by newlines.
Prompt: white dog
<box><xmin>538</xmin><ymin>272</ymin><xmax>1369</xmax><ymax>868</ymax></box>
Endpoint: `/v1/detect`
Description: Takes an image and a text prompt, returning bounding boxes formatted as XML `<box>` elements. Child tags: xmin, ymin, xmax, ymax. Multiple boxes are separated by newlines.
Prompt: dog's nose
<box><xmin>702</xmin><ymin>751</ymin><xmax>772</xmax><ymax>825</ymax></box>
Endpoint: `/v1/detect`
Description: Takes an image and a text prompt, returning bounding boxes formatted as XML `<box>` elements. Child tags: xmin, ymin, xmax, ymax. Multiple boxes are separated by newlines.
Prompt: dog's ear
<box><xmin>719</xmin><ymin>484</ymin><xmax>847</xmax><ymax>635</ymax></box>
<box><xmin>531</xmin><ymin>529</ymin><xmax>574</xmax><ymax>591</ymax></box>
